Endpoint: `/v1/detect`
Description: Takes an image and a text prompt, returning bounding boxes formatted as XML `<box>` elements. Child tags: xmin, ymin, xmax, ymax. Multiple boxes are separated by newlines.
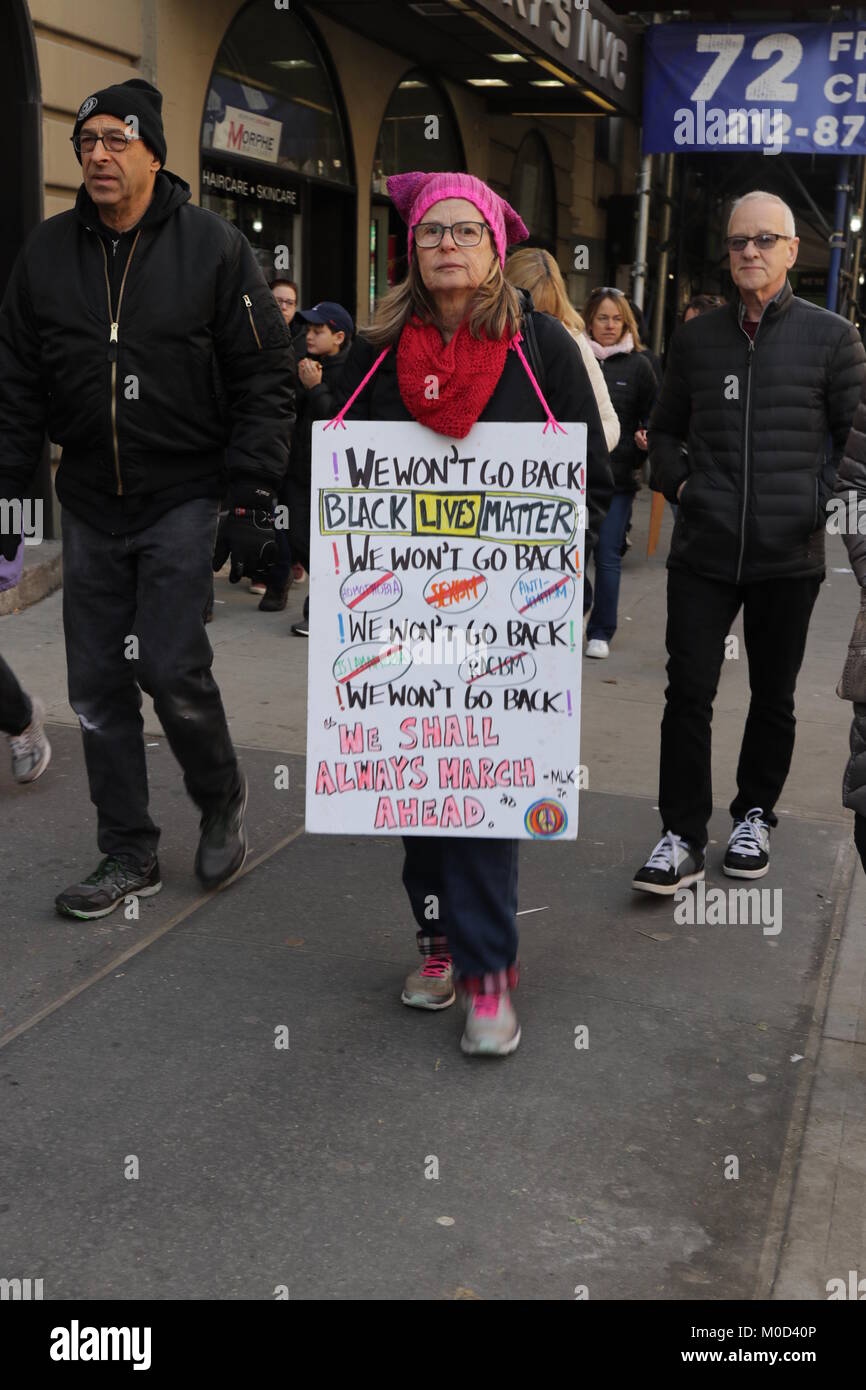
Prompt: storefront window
<box><xmin>201</xmin><ymin>2</ymin><xmax>353</xmax><ymax>296</ymax></box>
<box><xmin>202</xmin><ymin>4</ymin><xmax>349</xmax><ymax>184</ymax></box>
<box><xmin>510</xmin><ymin>131</ymin><xmax>556</xmax><ymax>252</ymax></box>
<box><xmin>371</xmin><ymin>70</ymin><xmax>463</xmax><ymax>196</ymax></box>
<box><xmin>369</xmin><ymin>69</ymin><xmax>464</xmax><ymax>317</ymax></box>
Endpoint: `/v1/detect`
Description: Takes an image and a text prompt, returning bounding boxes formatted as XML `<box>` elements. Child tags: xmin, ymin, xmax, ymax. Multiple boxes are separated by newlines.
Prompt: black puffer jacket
<box><xmin>0</xmin><ymin>170</ymin><xmax>295</xmax><ymax>530</ymax></box>
<box><xmin>649</xmin><ymin>281</ymin><xmax>866</xmax><ymax>583</ymax></box>
<box><xmin>333</xmin><ymin>296</ymin><xmax>614</xmax><ymax>556</ymax></box>
<box><xmin>593</xmin><ymin>342</ymin><xmax>658</xmax><ymax>492</ymax></box>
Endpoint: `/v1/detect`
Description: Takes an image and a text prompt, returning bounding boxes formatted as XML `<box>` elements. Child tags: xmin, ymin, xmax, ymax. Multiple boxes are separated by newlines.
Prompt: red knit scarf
<box><xmin>396</xmin><ymin>315</ymin><xmax>511</xmax><ymax>438</ymax></box>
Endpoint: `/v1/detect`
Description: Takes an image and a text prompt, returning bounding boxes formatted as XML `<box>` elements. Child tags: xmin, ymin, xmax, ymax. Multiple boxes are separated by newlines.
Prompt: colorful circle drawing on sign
<box><xmin>332</xmin><ymin>641</ymin><xmax>412</xmax><ymax>688</ymax></box>
<box><xmin>423</xmin><ymin>568</ymin><xmax>488</xmax><ymax>613</ymax></box>
<box><xmin>510</xmin><ymin>571</ymin><xmax>575</xmax><ymax>620</ymax></box>
<box><xmin>339</xmin><ymin>569</ymin><xmax>403</xmax><ymax>613</ymax></box>
<box><xmin>458</xmin><ymin>646</ymin><xmax>537</xmax><ymax>687</ymax></box>
<box><xmin>524</xmin><ymin>800</ymin><xmax>567</xmax><ymax>838</ymax></box>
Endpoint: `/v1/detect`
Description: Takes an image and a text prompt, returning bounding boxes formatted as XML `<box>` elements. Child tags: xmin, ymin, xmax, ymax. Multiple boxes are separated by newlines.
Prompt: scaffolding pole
<box><xmin>632</xmin><ymin>152</ymin><xmax>652</xmax><ymax>310</ymax></box>
<box><xmin>651</xmin><ymin>153</ymin><xmax>675</xmax><ymax>357</ymax></box>
<box><xmin>848</xmin><ymin>157</ymin><xmax>866</xmax><ymax>325</ymax></box>
<box><xmin>827</xmin><ymin>155</ymin><xmax>851</xmax><ymax>314</ymax></box>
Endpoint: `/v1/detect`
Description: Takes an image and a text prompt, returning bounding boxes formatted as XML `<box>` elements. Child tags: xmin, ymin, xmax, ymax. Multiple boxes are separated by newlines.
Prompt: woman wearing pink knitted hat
<box><xmin>332</xmin><ymin>171</ymin><xmax>613</xmax><ymax>1055</ymax></box>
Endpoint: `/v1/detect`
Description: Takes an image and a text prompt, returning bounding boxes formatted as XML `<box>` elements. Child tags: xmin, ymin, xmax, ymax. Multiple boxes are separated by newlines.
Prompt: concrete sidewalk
<box><xmin>0</xmin><ymin>540</ymin><xmax>61</xmax><ymax>617</ymax></box>
<box><xmin>0</xmin><ymin>492</ymin><xmax>862</xmax><ymax>1299</ymax></box>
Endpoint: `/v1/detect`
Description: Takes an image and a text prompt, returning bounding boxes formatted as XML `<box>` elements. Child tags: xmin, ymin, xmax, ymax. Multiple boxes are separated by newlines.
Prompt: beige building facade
<box><xmin>11</xmin><ymin>0</ymin><xmax>642</xmax><ymax>325</ymax></box>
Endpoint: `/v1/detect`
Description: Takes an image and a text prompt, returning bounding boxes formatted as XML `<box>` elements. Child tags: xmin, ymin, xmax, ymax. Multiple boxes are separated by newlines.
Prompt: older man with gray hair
<box><xmin>633</xmin><ymin>190</ymin><xmax>866</xmax><ymax>894</ymax></box>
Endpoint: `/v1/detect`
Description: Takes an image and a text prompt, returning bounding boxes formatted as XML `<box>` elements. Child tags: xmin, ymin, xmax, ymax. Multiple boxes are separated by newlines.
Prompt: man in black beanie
<box><xmin>0</xmin><ymin>79</ymin><xmax>297</xmax><ymax>918</ymax></box>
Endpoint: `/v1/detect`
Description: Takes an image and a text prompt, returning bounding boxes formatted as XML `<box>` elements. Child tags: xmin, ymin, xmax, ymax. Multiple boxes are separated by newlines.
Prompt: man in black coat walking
<box><xmin>633</xmin><ymin>191</ymin><xmax>866</xmax><ymax>894</ymax></box>
<box><xmin>0</xmin><ymin>79</ymin><xmax>296</xmax><ymax>918</ymax></box>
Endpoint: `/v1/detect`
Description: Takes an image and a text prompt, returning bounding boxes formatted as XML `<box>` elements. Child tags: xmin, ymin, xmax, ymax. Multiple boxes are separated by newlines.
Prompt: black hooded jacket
<box><xmin>649</xmin><ymin>281</ymin><xmax>866</xmax><ymax>583</ymax></box>
<box><xmin>0</xmin><ymin>170</ymin><xmax>296</xmax><ymax>534</ymax></box>
<box><xmin>285</xmin><ymin>337</ymin><xmax>353</xmax><ymax>569</ymax></box>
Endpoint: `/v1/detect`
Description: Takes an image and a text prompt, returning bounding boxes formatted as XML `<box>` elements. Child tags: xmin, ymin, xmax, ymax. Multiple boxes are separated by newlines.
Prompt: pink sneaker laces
<box><xmin>420</xmin><ymin>955</ymin><xmax>452</xmax><ymax>978</ymax></box>
<box><xmin>472</xmin><ymin>994</ymin><xmax>504</xmax><ymax>1018</ymax></box>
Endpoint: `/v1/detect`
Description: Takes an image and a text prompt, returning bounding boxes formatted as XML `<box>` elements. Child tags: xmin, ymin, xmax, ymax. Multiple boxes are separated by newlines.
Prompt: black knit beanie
<box><xmin>72</xmin><ymin>79</ymin><xmax>166</xmax><ymax>166</ymax></box>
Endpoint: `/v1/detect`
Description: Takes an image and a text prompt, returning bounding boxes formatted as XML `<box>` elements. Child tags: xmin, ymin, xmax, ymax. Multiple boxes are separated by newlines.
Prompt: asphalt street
<box><xmin>1</xmin><ymin>493</ymin><xmax>864</xmax><ymax>1300</ymax></box>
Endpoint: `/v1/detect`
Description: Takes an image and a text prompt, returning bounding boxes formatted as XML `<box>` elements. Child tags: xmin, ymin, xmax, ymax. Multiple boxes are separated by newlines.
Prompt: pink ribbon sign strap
<box><xmin>324</xmin><ymin>347</ymin><xmax>392</xmax><ymax>430</ymax></box>
<box><xmin>324</xmin><ymin>332</ymin><xmax>564</xmax><ymax>434</ymax></box>
<box><xmin>509</xmin><ymin>331</ymin><xmax>566</xmax><ymax>435</ymax></box>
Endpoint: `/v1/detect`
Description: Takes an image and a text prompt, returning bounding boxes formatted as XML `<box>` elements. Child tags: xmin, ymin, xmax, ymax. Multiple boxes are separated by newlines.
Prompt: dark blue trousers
<box><xmin>401</xmin><ymin>836</ymin><xmax>519</xmax><ymax>987</ymax></box>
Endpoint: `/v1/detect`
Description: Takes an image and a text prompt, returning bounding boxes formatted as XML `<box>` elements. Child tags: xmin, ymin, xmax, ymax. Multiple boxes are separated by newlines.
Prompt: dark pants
<box><xmin>585</xmin><ymin>490</ymin><xmax>634</xmax><ymax>640</ymax></box>
<box><xmin>659</xmin><ymin>567</ymin><xmax>821</xmax><ymax>849</ymax></box>
<box><xmin>0</xmin><ymin>654</ymin><xmax>31</xmax><ymax>735</ymax></box>
<box><xmin>855</xmin><ymin>812</ymin><xmax>866</xmax><ymax>875</ymax></box>
<box><xmin>267</xmin><ymin>528</ymin><xmax>293</xmax><ymax>588</ymax></box>
<box><xmin>401</xmin><ymin>836</ymin><xmax>519</xmax><ymax>991</ymax></box>
<box><xmin>62</xmin><ymin>499</ymin><xmax>240</xmax><ymax>866</ymax></box>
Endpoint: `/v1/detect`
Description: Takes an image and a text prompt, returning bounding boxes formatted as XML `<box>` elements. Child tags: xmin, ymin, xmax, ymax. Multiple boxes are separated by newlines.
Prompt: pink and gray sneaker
<box><xmin>401</xmin><ymin>954</ymin><xmax>455</xmax><ymax>1010</ymax></box>
<box><xmin>460</xmin><ymin>992</ymin><xmax>521</xmax><ymax>1056</ymax></box>
<box><xmin>9</xmin><ymin>696</ymin><xmax>51</xmax><ymax>784</ymax></box>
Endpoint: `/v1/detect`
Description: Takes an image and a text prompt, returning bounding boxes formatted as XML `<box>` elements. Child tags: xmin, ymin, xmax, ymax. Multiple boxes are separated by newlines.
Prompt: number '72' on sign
<box><xmin>690</xmin><ymin>33</ymin><xmax>802</xmax><ymax>104</ymax></box>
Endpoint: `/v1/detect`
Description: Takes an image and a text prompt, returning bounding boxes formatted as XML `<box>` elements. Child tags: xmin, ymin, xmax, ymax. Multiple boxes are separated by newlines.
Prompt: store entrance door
<box><xmin>306</xmin><ymin>184</ymin><xmax>356</xmax><ymax>313</ymax></box>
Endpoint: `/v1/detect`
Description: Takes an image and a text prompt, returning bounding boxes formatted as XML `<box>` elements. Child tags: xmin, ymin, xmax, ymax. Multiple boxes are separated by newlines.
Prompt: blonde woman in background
<box><xmin>504</xmin><ymin>248</ymin><xmax>620</xmax><ymax>453</ymax></box>
<box><xmin>580</xmin><ymin>287</ymin><xmax>658</xmax><ymax>658</ymax></box>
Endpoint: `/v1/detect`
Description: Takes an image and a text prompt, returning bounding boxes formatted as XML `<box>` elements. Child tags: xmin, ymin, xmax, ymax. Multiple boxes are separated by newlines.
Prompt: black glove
<box><xmin>212</xmin><ymin>482</ymin><xmax>278</xmax><ymax>583</ymax></box>
<box><xmin>0</xmin><ymin>489</ymin><xmax>22</xmax><ymax>562</ymax></box>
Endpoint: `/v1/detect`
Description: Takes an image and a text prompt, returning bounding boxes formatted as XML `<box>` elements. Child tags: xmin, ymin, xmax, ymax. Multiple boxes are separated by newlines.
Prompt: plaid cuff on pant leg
<box><xmin>456</xmin><ymin>962</ymin><xmax>520</xmax><ymax>997</ymax></box>
<box><xmin>416</xmin><ymin>930</ymin><xmax>450</xmax><ymax>958</ymax></box>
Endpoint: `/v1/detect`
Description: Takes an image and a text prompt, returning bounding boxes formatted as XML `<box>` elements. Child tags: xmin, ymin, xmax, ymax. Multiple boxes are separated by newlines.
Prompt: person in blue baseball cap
<box><xmin>295</xmin><ymin>300</ymin><xmax>355</xmax><ymax>342</ymax></box>
<box><xmin>284</xmin><ymin>301</ymin><xmax>355</xmax><ymax>635</ymax></box>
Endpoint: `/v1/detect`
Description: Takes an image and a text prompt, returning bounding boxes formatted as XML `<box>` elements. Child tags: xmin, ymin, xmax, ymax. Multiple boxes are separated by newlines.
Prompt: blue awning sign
<box><xmin>643</xmin><ymin>23</ymin><xmax>866</xmax><ymax>157</ymax></box>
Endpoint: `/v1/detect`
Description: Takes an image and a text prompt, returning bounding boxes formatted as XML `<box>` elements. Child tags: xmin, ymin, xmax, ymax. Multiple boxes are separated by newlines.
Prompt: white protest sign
<box><xmin>306</xmin><ymin>420</ymin><xmax>586</xmax><ymax>840</ymax></box>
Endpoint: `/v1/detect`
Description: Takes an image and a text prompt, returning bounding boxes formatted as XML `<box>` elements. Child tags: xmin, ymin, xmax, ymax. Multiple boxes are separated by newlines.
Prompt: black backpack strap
<box><xmin>521</xmin><ymin>309</ymin><xmax>547</xmax><ymax>399</ymax></box>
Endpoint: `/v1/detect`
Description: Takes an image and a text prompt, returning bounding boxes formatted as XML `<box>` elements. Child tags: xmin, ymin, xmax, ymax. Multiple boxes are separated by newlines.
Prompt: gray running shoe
<box><xmin>401</xmin><ymin>954</ymin><xmax>455</xmax><ymax>1010</ymax></box>
<box><xmin>9</xmin><ymin>696</ymin><xmax>51</xmax><ymax>784</ymax></box>
<box><xmin>460</xmin><ymin>992</ymin><xmax>521</xmax><ymax>1056</ymax></box>
<box><xmin>55</xmin><ymin>855</ymin><xmax>161</xmax><ymax>920</ymax></box>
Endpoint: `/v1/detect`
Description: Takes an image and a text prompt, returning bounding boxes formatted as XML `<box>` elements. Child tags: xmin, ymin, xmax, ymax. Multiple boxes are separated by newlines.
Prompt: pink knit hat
<box><xmin>387</xmin><ymin>171</ymin><xmax>529</xmax><ymax>266</ymax></box>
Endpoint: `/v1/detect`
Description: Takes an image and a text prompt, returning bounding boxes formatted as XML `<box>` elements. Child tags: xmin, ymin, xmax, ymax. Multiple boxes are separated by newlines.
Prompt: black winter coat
<box><xmin>286</xmin><ymin>339</ymin><xmax>352</xmax><ymax>569</ymax></box>
<box><xmin>333</xmin><ymin>299</ymin><xmax>614</xmax><ymax>556</ymax></box>
<box><xmin>649</xmin><ymin>281</ymin><xmax>866</xmax><ymax>583</ymax></box>
<box><xmin>0</xmin><ymin>170</ymin><xmax>296</xmax><ymax>532</ymax></box>
<box><xmin>595</xmin><ymin>345</ymin><xmax>658</xmax><ymax>491</ymax></box>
